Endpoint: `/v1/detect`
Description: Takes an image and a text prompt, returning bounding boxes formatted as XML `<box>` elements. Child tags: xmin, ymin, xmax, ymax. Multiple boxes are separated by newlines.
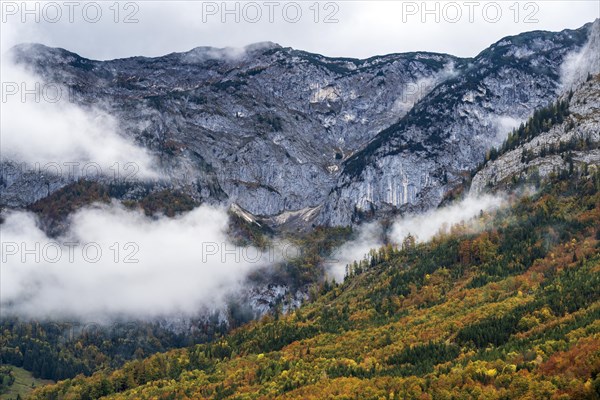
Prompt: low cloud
<box><xmin>0</xmin><ymin>55</ymin><xmax>159</xmax><ymax>180</ymax></box>
<box><xmin>327</xmin><ymin>222</ymin><xmax>384</xmax><ymax>282</ymax></box>
<box><xmin>493</xmin><ymin>115</ymin><xmax>523</xmax><ymax>143</ymax></box>
<box><xmin>560</xmin><ymin>19</ymin><xmax>600</xmax><ymax>91</ymax></box>
<box><xmin>327</xmin><ymin>194</ymin><xmax>505</xmax><ymax>282</ymax></box>
<box><xmin>0</xmin><ymin>204</ymin><xmax>271</xmax><ymax>321</ymax></box>
<box><xmin>390</xmin><ymin>194</ymin><xmax>505</xmax><ymax>243</ymax></box>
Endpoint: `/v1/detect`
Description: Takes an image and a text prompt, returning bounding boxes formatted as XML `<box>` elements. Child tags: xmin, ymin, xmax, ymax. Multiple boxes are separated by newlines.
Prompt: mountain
<box><xmin>2</xmin><ymin>23</ymin><xmax>600</xmax><ymax>399</ymax></box>
<box><xmin>27</xmin><ymin>144</ymin><xmax>600</xmax><ymax>399</ymax></box>
<box><xmin>470</xmin><ymin>21</ymin><xmax>600</xmax><ymax>194</ymax></box>
<box><xmin>322</xmin><ymin>21</ymin><xmax>598</xmax><ymax>225</ymax></box>
<box><xmin>4</xmin><ymin>68</ymin><xmax>599</xmax><ymax>393</ymax></box>
<box><xmin>1</xmin><ymin>42</ymin><xmax>459</xmax><ymax>218</ymax></box>
<box><xmin>2</xmin><ymin>21</ymin><xmax>598</xmax><ymax>228</ymax></box>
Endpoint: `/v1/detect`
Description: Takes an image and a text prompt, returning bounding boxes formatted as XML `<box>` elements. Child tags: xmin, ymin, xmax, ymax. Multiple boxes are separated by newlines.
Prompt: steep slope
<box><xmin>322</xmin><ymin>22</ymin><xmax>596</xmax><ymax>225</ymax></box>
<box><xmin>29</xmin><ymin>169</ymin><xmax>600</xmax><ymax>399</ymax></box>
<box><xmin>1</xmin><ymin>43</ymin><xmax>458</xmax><ymax>217</ymax></box>
<box><xmin>471</xmin><ymin>74</ymin><xmax>600</xmax><ymax>194</ymax></box>
<box><xmin>468</xmin><ymin>19</ymin><xmax>600</xmax><ymax>195</ymax></box>
<box><xmin>2</xmin><ymin>22</ymin><xmax>597</xmax><ymax>227</ymax></box>
<box><xmin>24</xmin><ymin>68</ymin><xmax>600</xmax><ymax>399</ymax></box>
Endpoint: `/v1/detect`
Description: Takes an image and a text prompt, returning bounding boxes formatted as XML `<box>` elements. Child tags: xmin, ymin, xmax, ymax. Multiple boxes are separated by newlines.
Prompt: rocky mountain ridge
<box><xmin>2</xmin><ymin>21</ymin><xmax>598</xmax><ymax>227</ymax></box>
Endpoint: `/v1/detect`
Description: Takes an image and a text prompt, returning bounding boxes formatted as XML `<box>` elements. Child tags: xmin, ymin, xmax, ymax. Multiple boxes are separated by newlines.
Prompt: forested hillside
<box><xmin>29</xmin><ymin>169</ymin><xmax>600</xmax><ymax>399</ymax></box>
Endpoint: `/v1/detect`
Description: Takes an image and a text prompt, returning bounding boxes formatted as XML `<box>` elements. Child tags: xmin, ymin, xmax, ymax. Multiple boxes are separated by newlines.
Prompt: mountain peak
<box><xmin>243</xmin><ymin>41</ymin><xmax>282</xmax><ymax>51</ymax></box>
<box><xmin>175</xmin><ymin>41</ymin><xmax>282</xmax><ymax>63</ymax></box>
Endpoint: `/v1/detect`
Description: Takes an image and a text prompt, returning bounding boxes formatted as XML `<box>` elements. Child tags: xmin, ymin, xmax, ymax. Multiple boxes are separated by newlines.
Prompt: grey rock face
<box><xmin>2</xmin><ymin>21</ymin><xmax>597</xmax><ymax>227</ymax></box>
<box><xmin>2</xmin><ymin>42</ymin><xmax>457</xmax><ymax>216</ymax></box>
<box><xmin>321</xmin><ymin>22</ymin><xmax>597</xmax><ymax>225</ymax></box>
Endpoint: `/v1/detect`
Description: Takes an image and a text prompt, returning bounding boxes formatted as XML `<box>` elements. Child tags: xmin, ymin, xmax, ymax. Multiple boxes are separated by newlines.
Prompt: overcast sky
<box><xmin>1</xmin><ymin>1</ymin><xmax>599</xmax><ymax>60</ymax></box>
